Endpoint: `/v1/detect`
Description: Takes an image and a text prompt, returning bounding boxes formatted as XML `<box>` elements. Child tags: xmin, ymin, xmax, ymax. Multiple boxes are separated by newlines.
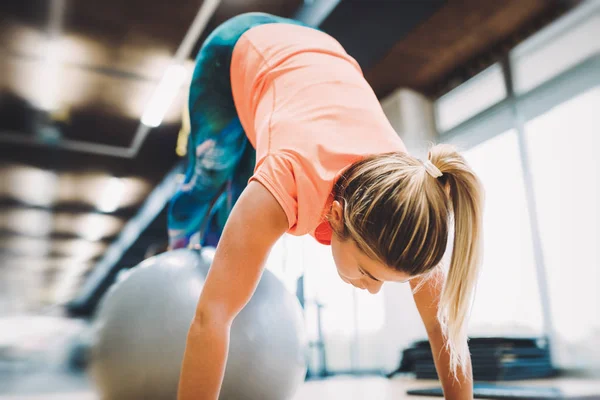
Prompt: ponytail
<box><xmin>429</xmin><ymin>144</ymin><xmax>484</xmax><ymax>378</ymax></box>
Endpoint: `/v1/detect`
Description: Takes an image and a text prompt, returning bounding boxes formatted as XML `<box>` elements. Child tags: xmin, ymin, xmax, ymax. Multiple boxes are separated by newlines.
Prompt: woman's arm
<box><xmin>410</xmin><ymin>269</ymin><xmax>474</xmax><ymax>400</ymax></box>
<box><xmin>177</xmin><ymin>181</ymin><xmax>289</xmax><ymax>400</ymax></box>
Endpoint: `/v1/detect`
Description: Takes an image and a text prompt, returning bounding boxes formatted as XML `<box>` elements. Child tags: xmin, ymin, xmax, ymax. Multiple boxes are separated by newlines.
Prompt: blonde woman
<box><xmin>172</xmin><ymin>12</ymin><xmax>484</xmax><ymax>400</ymax></box>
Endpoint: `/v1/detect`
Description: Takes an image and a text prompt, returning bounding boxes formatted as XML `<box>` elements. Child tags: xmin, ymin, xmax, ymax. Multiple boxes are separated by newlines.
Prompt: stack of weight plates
<box><xmin>399</xmin><ymin>337</ymin><xmax>555</xmax><ymax>381</ymax></box>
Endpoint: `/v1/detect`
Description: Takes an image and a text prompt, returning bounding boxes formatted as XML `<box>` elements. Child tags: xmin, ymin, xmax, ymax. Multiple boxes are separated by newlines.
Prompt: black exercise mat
<box><xmin>407</xmin><ymin>383</ymin><xmax>600</xmax><ymax>399</ymax></box>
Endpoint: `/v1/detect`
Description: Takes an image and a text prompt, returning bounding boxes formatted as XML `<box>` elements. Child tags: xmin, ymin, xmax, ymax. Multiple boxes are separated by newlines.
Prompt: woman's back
<box><xmin>231</xmin><ymin>23</ymin><xmax>407</xmax><ymax>240</ymax></box>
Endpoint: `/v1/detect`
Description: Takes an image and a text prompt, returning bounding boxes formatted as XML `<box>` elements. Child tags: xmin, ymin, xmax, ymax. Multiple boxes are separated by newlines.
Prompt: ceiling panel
<box><xmin>365</xmin><ymin>0</ymin><xmax>568</xmax><ymax>97</ymax></box>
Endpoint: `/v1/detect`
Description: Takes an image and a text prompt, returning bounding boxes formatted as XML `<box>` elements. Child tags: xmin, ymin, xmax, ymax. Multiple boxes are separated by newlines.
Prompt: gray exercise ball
<box><xmin>89</xmin><ymin>248</ymin><xmax>307</xmax><ymax>400</ymax></box>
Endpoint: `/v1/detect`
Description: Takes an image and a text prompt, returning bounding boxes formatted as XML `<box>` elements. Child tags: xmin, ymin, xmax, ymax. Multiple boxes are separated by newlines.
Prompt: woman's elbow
<box><xmin>193</xmin><ymin>305</ymin><xmax>233</xmax><ymax>330</ymax></box>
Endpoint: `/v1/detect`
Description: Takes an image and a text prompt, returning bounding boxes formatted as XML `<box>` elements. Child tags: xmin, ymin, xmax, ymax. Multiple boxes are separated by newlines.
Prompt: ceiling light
<box><xmin>97</xmin><ymin>177</ymin><xmax>125</xmax><ymax>213</ymax></box>
<box><xmin>79</xmin><ymin>224</ymin><xmax>105</xmax><ymax>242</ymax></box>
<box><xmin>38</xmin><ymin>40</ymin><xmax>62</xmax><ymax>111</ymax></box>
<box><xmin>3</xmin><ymin>237</ymin><xmax>51</xmax><ymax>258</ymax></box>
<box><xmin>5</xmin><ymin>165</ymin><xmax>58</xmax><ymax>207</ymax></box>
<box><xmin>65</xmin><ymin>239</ymin><xmax>105</xmax><ymax>261</ymax></box>
<box><xmin>75</xmin><ymin>214</ymin><xmax>122</xmax><ymax>241</ymax></box>
<box><xmin>54</xmin><ymin>212</ymin><xmax>121</xmax><ymax>238</ymax></box>
<box><xmin>2</xmin><ymin>209</ymin><xmax>54</xmax><ymax>237</ymax></box>
<box><xmin>0</xmin><ymin>254</ymin><xmax>48</xmax><ymax>272</ymax></box>
<box><xmin>141</xmin><ymin>64</ymin><xmax>188</xmax><ymax>128</ymax></box>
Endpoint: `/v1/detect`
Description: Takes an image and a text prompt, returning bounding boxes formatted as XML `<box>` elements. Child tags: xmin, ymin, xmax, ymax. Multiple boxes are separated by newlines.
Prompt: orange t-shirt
<box><xmin>230</xmin><ymin>23</ymin><xmax>407</xmax><ymax>245</ymax></box>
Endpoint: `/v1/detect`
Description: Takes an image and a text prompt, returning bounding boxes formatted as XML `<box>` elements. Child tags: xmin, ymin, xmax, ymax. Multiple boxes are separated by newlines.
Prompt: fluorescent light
<box><xmin>5</xmin><ymin>237</ymin><xmax>51</xmax><ymax>258</ymax></box>
<box><xmin>3</xmin><ymin>209</ymin><xmax>54</xmax><ymax>237</ymax></box>
<box><xmin>38</xmin><ymin>40</ymin><xmax>62</xmax><ymax>111</ymax></box>
<box><xmin>97</xmin><ymin>177</ymin><xmax>125</xmax><ymax>213</ymax></box>
<box><xmin>141</xmin><ymin>64</ymin><xmax>187</xmax><ymax>128</ymax></box>
<box><xmin>7</xmin><ymin>166</ymin><xmax>58</xmax><ymax>207</ymax></box>
<box><xmin>64</xmin><ymin>239</ymin><xmax>105</xmax><ymax>261</ymax></box>
<box><xmin>55</xmin><ymin>213</ymin><xmax>121</xmax><ymax>240</ymax></box>
<box><xmin>77</xmin><ymin>214</ymin><xmax>118</xmax><ymax>241</ymax></box>
<box><xmin>80</xmin><ymin>226</ymin><xmax>104</xmax><ymax>242</ymax></box>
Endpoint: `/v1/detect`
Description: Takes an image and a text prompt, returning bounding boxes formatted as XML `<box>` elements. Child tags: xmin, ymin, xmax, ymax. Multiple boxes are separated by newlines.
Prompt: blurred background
<box><xmin>0</xmin><ymin>0</ymin><xmax>598</xmax><ymax>398</ymax></box>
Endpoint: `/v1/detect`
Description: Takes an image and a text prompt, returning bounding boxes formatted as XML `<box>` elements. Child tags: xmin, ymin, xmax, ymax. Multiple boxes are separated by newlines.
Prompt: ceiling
<box><xmin>0</xmin><ymin>0</ymin><xmax>572</xmax><ymax>316</ymax></box>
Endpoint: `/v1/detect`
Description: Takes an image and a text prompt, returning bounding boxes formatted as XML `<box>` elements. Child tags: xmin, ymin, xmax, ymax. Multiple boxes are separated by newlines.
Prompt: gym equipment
<box><xmin>89</xmin><ymin>248</ymin><xmax>307</xmax><ymax>400</ymax></box>
<box><xmin>391</xmin><ymin>337</ymin><xmax>555</xmax><ymax>381</ymax></box>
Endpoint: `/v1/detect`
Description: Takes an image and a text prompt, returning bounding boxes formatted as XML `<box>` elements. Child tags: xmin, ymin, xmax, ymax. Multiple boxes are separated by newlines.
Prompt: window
<box><xmin>510</xmin><ymin>2</ymin><xmax>600</xmax><ymax>94</ymax></box>
<box><xmin>462</xmin><ymin>130</ymin><xmax>544</xmax><ymax>336</ymax></box>
<box><xmin>525</xmin><ymin>87</ymin><xmax>600</xmax><ymax>369</ymax></box>
<box><xmin>435</xmin><ymin>64</ymin><xmax>506</xmax><ymax>132</ymax></box>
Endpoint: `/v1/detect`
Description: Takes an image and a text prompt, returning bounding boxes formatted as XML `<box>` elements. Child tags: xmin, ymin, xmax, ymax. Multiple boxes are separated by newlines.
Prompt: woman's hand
<box><xmin>177</xmin><ymin>181</ymin><xmax>289</xmax><ymax>400</ymax></box>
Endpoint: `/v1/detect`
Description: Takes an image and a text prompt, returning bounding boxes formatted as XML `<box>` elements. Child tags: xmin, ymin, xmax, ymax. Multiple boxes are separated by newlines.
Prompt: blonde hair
<box><xmin>332</xmin><ymin>144</ymin><xmax>484</xmax><ymax>377</ymax></box>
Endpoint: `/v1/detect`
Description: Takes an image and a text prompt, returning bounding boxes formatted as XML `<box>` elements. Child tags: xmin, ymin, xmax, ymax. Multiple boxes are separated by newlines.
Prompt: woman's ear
<box><xmin>329</xmin><ymin>200</ymin><xmax>344</xmax><ymax>232</ymax></box>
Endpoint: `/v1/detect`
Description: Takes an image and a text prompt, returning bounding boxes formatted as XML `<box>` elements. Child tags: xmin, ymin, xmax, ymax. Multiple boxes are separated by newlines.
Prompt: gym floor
<box><xmin>2</xmin><ymin>371</ymin><xmax>600</xmax><ymax>400</ymax></box>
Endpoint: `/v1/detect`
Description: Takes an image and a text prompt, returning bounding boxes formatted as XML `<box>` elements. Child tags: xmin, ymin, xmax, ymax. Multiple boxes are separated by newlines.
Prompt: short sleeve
<box><xmin>249</xmin><ymin>153</ymin><xmax>298</xmax><ymax>231</ymax></box>
<box><xmin>249</xmin><ymin>152</ymin><xmax>326</xmax><ymax>236</ymax></box>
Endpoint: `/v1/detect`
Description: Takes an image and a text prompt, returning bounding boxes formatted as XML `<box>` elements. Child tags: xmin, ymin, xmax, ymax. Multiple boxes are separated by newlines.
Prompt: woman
<box><xmin>172</xmin><ymin>12</ymin><xmax>484</xmax><ymax>400</ymax></box>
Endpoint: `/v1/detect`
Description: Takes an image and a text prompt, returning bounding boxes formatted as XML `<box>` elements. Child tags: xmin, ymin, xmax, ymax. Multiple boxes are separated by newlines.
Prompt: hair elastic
<box><xmin>423</xmin><ymin>160</ymin><xmax>443</xmax><ymax>178</ymax></box>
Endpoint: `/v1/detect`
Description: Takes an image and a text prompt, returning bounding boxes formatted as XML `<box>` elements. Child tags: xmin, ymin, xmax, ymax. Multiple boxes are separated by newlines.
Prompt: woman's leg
<box><xmin>202</xmin><ymin>142</ymin><xmax>256</xmax><ymax>247</ymax></box>
<box><xmin>168</xmin><ymin>13</ymin><xmax>305</xmax><ymax>249</ymax></box>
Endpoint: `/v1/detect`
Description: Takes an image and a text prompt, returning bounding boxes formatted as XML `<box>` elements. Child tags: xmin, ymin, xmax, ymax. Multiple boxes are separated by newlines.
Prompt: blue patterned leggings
<box><xmin>168</xmin><ymin>13</ymin><xmax>308</xmax><ymax>249</ymax></box>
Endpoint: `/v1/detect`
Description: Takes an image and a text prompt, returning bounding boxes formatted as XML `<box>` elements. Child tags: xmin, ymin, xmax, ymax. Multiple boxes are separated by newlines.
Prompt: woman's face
<box><xmin>330</xmin><ymin>233</ymin><xmax>412</xmax><ymax>294</ymax></box>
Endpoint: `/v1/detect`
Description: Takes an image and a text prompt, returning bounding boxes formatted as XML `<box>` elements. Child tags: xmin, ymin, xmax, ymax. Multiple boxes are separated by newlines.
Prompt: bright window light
<box><xmin>141</xmin><ymin>64</ymin><xmax>188</xmax><ymax>128</ymax></box>
<box><xmin>525</xmin><ymin>87</ymin><xmax>600</xmax><ymax>368</ymax></box>
<box><xmin>511</xmin><ymin>3</ymin><xmax>600</xmax><ymax>94</ymax></box>
<box><xmin>463</xmin><ymin>130</ymin><xmax>543</xmax><ymax>336</ymax></box>
<box><xmin>97</xmin><ymin>177</ymin><xmax>125</xmax><ymax>213</ymax></box>
<box><xmin>435</xmin><ymin>63</ymin><xmax>507</xmax><ymax>132</ymax></box>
